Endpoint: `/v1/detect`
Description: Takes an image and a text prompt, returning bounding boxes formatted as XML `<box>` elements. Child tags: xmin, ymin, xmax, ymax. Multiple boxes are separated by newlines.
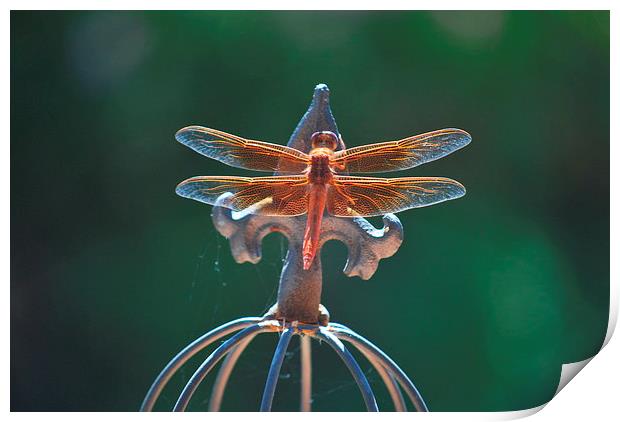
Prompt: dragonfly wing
<box><xmin>176</xmin><ymin>175</ymin><xmax>309</xmax><ymax>216</ymax></box>
<box><xmin>327</xmin><ymin>175</ymin><xmax>466</xmax><ymax>217</ymax></box>
<box><xmin>331</xmin><ymin>128</ymin><xmax>471</xmax><ymax>173</ymax></box>
<box><xmin>176</xmin><ymin>126</ymin><xmax>310</xmax><ymax>173</ymax></box>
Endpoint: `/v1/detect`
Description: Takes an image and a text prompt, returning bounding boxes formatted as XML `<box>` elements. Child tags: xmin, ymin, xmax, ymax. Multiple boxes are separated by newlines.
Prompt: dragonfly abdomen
<box><xmin>302</xmin><ymin>183</ymin><xmax>328</xmax><ymax>270</ymax></box>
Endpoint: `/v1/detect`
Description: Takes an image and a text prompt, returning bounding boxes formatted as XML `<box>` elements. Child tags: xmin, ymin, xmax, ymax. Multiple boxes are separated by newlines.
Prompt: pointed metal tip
<box><xmin>312</xmin><ymin>84</ymin><xmax>331</xmax><ymax>105</ymax></box>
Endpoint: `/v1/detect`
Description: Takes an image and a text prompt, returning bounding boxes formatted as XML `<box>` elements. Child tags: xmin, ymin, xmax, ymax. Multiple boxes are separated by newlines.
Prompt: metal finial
<box><xmin>142</xmin><ymin>85</ymin><xmax>428</xmax><ymax>412</ymax></box>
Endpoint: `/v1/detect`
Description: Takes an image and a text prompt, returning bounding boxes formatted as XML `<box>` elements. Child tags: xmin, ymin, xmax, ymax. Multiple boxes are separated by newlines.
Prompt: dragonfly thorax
<box><xmin>308</xmin><ymin>153</ymin><xmax>333</xmax><ymax>184</ymax></box>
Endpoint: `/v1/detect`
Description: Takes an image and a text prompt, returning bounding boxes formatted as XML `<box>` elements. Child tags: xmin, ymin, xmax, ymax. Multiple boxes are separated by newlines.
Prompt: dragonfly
<box><xmin>176</xmin><ymin>126</ymin><xmax>471</xmax><ymax>270</ymax></box>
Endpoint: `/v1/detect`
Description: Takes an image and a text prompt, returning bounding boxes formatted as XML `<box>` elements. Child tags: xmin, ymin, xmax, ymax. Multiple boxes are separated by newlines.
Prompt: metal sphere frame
<box><xmin>140</xmin><ymin>317</ymin><xmax>428</xmax><ymax>412</ymax></box>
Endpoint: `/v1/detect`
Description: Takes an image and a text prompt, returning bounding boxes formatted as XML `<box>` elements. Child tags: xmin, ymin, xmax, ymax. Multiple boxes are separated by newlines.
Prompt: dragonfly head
<box><xmin>310</xmin><ymin>131</ymin><xmax>338</xmax><ymax>151</ymax></box>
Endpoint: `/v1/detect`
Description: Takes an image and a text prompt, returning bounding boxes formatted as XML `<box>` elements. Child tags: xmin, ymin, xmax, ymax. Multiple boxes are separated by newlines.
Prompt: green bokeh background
<box><xmin>11</xmin><ymin>11</ymin><xmax>609</xmax><ymax>411</ymax></box>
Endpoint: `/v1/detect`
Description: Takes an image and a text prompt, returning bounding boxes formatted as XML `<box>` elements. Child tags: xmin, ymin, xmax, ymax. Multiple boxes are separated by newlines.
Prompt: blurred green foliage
<box><xmin>11</xmin><ymin>11</ymin><xmax>609</xmax><ymax>411</ymax></box>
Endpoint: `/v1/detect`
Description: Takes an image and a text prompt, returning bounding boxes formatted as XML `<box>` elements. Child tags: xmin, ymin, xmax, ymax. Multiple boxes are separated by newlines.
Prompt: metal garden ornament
<box><xmin>141</xmin><ymin>84</ymin><xmax>471</xmax><ymax>412</ymax></box>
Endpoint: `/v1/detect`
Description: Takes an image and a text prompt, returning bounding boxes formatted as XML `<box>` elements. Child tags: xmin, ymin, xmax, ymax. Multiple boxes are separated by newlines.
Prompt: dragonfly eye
<box><xmin>310</xmin><ymin>131</ymin><xmax>338</xmax><ymax>150</ymax></box>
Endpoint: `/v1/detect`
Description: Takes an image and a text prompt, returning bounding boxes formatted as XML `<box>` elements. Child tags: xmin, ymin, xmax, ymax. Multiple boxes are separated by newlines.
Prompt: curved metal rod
<box><xmin>208</xmin><ymin>332</ymin><xmax>260</xmax><ymax>411</ymax></box>
<box><xmin>315</xmin><ymin>328</ymin><xmax>379</xmax><ymax>412</ymax></box>
<box><xmin>367</xmin><ymin>353</ymin><xmax>407</xmax><ymax>411</ymax></box>
<box><xmin>328</xmin><ymin>323</ymin><xmax>406</xmax><ymax>411</ymax></box>
<box><xmin>329</xmin><ymin>324</ymin><xmax>429</xmax><ymax>412</ymax></box>
<box><xmin>174</xmin><ymin>323</ymin><xmax>274</xmax><ymax>411</ymax></box>
<box><xmin>260</xmin><ymin>328</ymin><xmax>294</xmax><ymax>411</ymax></box>
<box><xmin>300</xmin><ymin>335</ymin><xmax>312</xmax><ymax>412</ymax></box>
<box><xmin>140</xmin><ymin>317</ymin><xmax>262</xmax><ymax>411</ymax></box>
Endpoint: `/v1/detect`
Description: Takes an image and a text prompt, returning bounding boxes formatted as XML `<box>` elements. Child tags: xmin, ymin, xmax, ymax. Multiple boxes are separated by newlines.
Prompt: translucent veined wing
<box><xmin>176</xmin><ymin>175</ymin><xmax>309</xmax><ymax>216</ymax></box>
<box><xmin>327</xmin><ymin>175</ymin><xmax>466</xmax><ymax>217</ymax></box>
<box><xmin>331</xmin><ymin>128</ymin><xmax>471</xmax><ymax>173</ymax></box>
<box><xmin>176</xmin><ymin>126</ymin><xmax>310</xmax><ymax>173</ymax></box>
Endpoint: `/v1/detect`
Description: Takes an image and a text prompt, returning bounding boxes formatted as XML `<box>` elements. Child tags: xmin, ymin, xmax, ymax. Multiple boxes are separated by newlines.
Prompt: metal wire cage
<box><xmin>140</xmin><ymin>318</ymin><xmax>427</xmax><ymax>412</ymax></box>
<box><xmin>142</xmin><ymin>84</ymin><xmax>429</xmax><ymax>412</ymax></box>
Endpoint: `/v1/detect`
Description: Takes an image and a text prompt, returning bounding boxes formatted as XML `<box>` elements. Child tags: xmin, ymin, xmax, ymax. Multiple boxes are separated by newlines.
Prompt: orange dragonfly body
<box><xmin>176</xmin><ymin>126</ymin><xmax>471</xmax><ymax>270</ymax></box>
